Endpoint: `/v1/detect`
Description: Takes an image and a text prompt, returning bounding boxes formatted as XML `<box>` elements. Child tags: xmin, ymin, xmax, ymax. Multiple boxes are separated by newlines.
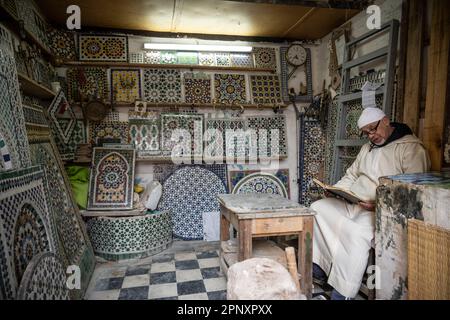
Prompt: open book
<box><xmin>312</xmin><ymin>178</ymin><xmax>365</xmax><ymax>204</ymax></box>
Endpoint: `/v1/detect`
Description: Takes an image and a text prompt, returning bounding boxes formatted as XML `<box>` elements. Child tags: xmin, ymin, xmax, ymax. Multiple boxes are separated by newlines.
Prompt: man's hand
<box><xmin>359</xmin><ymin>201</ymin><xmax>375</xmax><ymax>211</ymax></box>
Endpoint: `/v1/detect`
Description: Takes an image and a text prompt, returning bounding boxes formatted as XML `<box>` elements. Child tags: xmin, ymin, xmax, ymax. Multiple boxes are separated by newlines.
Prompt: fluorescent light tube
<box><xmin>144</xmin><ymin>43</ymin><xmax>252</xmax><ymax>52</ymax></box>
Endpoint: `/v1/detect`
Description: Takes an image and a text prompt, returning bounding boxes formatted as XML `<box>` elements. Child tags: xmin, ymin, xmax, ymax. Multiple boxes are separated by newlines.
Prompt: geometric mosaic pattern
<box><xmin>250</xmin><ymin>75</ymin><xmax>283</xmax><ymax>104</ymax></box>
<box><xmin>88</xmin><ymin>148</ymin><xmax>136</xmax><ymax>211</ymax></box>
<box><xmin>199</xmin><ymin>53</ymin><xmax>215</xmax><ymax>66</ymax></box>
<box><xmin>47</xmin><ymin>90</ymin><xmax>76</xmax><ymax>144</ymax></box>
<box><xmin>184</xmin><ymin>75</ymin><xmax>211</xmax><ymax>104</ymax></box>
<box><xmin>205</xmin><ymin>118</ymin><xmax>246</xmax><ymax>159</ymax></box>
<box><xmin>215</xmin><ymin>53</ymin><xmax>231</xmax><ymax>67</ymax></box>
<box><xmin>231</xmin><ymin>172</ymin><xmax>288</xmax><ymax>198</ymax></box>
<box><xmin>230</xmin><ymin>53</ymin><xmax>253</xmax><ymax>68</ymax></box>
<box><xmin>246</xmin><ymin>115</ymin><xmax>288</xmax><ymax>158</ymax></box>
<box><xmin>0</xmin><ymin>166</ymin><xmax>57</xmax><ymax>300</ymax></box>
<box><xmin>79</xmin><ymin>35</ymin><xmax>128</xmax><ymax>62</ymax></box>
<box><xmin>143</xmin><ymin>69</ymin><xmax>182</xmax><ymax>103</ymax></box>
<box><xmin>129</xmin><ymin>117</ymin><xmax>161</xmax><ymax>158</ymax></box>
<box><xmin>66</xmin><ymin>67</ymin><xmax>109</xmax><ymax>102</ymax></box>
<box><xmin>88</xmin><ymin>121</ymin><xmax>129</xmax><ymax>146</ymax></box>
<box><xmin>228</xmin><ymin>169</ymin><xmax>290</xmax><ymax>198</ymax></box>
<box><xmin>160</xmin><ymin>51</ymin><xmax>177</xmax><ymax>65</ymax></box>
<box><xmin>214</xmin><ymin>74</ymin><xmax>246</xmax><ymax>104</ymax></box>
<box><xmin>160</xmin><ymin>113</ymin><xmax>204</xmax><ymax>158</ymax></box>
<box><xmin>177</xmin><ymin>52</ymin><xmax>198</xmax><ymax>65</ymax></box>
<box><xmin>253</xmin><ymin>47</ymin><xmax>277</xmax><ymax>70</ymax></box>
<box><xmin>48</xmin><ymin>27</ymin><xmax>76</xmax><ymax>61</ymax></box>
<box><xmin>111</xmin><ymin>69</ymin><xmax>141</xmax><ymax>103</ymax></box>
<box><xmin>86</xmin><ymin>211</ymin><xmax>173</xmax><ymax>261</ymax></box>
<box><xmin>17</xmin><ymin>252</ymin><xmax>70</xmax><ymax>300</ymax></box>
<box><xmin>158</xmin><ymin>166</ymin><xmax>227</xmax><ymax>240</ymax></box>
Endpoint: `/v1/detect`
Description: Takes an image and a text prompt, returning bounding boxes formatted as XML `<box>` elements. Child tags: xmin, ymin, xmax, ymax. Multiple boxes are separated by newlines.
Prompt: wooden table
<box><xmin>218</xmin><ymin>193</ymin><xmax>316</xmax><ymax>298</ymax></box>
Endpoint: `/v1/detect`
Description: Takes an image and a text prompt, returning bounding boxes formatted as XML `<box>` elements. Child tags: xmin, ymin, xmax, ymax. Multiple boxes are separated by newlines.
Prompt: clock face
<box><xmin>286</xmin><ymin>44</ymin><xmax>307</xmax><ymax>66</ymax></box>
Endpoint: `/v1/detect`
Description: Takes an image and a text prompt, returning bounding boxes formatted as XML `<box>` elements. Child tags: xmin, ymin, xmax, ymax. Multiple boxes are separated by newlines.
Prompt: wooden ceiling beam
<box><xmin>224</xmin><ymin>0</ymin><xmax>371</xmax><ymax>10</ymax></box>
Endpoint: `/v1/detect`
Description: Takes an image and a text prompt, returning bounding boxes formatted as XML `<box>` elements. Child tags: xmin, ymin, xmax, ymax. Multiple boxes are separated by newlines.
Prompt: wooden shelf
<box><xmin>136</xmin><ymin>156</ymin><xmax>288</xmax><ymax>163</ymax></box>
<box><xmin>18</xmin><ymin>72</ymin><xmax>56</xmax><ymax>99</ymax></box>
<box><xmin>62</xmin><ymin>61</ymin><xmax>276</xmax><ymax>73</ymax></box>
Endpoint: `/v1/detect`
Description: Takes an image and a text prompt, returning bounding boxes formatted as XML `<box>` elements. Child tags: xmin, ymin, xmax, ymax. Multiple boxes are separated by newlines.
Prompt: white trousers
<box><xmin>311</xmin><ymin>197</ymin><xmax>374</xmax><ymax>298</ymax></box>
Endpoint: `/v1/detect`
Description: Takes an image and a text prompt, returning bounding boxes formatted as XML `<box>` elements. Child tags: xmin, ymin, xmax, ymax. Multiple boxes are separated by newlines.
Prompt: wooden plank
<box><xmin>220</xmin><ymin>207</ymin><xmax>231</xmax><ymax>242</ymax></box>
<box><xmin>423</xmin><ymin>0</ymin><xmax>450</xmax><ymax>171</ymax></box>
<box><xmin>298</xmin><ymin>216</ymin><xmax>314</xmax><ymax>299</ymax></box>
<box><xmin>238</xmin><ymin>219</ymin><xmax>252</xmax><ymax>261</ymax></box>
<box><xmin>402</xmin><ymin>0</ymin><xmax>425</xmax><ymax>134</ymax></box>
<box><xmin>252</xmin><ymin>217</ymin><xmax>303</xmax><ymax>235</ymax></box>
<box><xmin>80</xmin><ymin>209</ymin><xmax>145</xmax><ymax>218</ymax></box>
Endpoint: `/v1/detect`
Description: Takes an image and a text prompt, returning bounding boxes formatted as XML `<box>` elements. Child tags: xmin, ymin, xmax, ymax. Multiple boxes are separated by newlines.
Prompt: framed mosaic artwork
<box><xmin>17</xmin><ymin>252</ymin><xmax>70</xmax><ymax>300</ymax></box>
<box><xmin>88</xmin><ymin>147</ymin><xmax>136</xmax><ymax>211</ymax></box>
<box><xmin>214</xmin><ymin>74</ymin><xmax>247</xmax><ymax>104</ymax></box>
<box><xmin>246</xmin><ymin>115</ymin><xmax>288</xmax><ymax>158</ymax></box>
<box><xmin>110</xmin><ymin>69</ymin><xmax>141</xmax><ymax>104</ymax></box>
<box><xmin>160</xmin><ymin>113</ymin><xmax>204</xmax><ymax>158</ymax></box>
<box><xmin>143</xmin><ymin>68</ymin><xmax>182</xmax><ymax>103</ymax></box>
<box><xmin>129</xmin><ymin>117</ymin><xmax>161</xmax><ymax>158</ymax></box>
<box><xmin>198</xmin><ymin>52</ymin><xmax>215</xmax><ymax>66</ymax></box>
<box><xmin>230</xmin><ymin>53</ymin><xmax>254</xmax><ymax>68</ymax></box>
<box><xmin>66</xmin><ymin>67</ymin><xmax>109</xmax><ymax>102</ymax></box>
<box><xmin>48</xmin><ymin>90</ymin><xmax>76</xmax><ymax>144</ymax></box>
<box><xmin>205</xmin><ymin>118</ymin><xmax>247</xmax><ymax>160</ymax></box>
<box><xmin>228</xmin><ymin>169</ymin><xmax>290</xmax><ymax>198</ymax></box>
<box><xmin>177</xmin><ymin>51</ymin><xmax>198</xmax><ymax>65</ymax></box>
<box><xmin>86</xmin><ymin>211</ymin><xmax>173</xmax><ymax>261</ymax></box>
<box><xmin>47</xmin><ymin>27</ymin><xmax>76</xmax><ymax>61</ymax></box>
<box><xmin>160</xmin><ymin>51</ymin><xmax>177</xmax><ymax>64</ymax></box>
<box><xmin>250</xmin><ymin>74</ymin><xmax>283</xmax><ymax>104</ymax></box>
<box><xmin>0</xmin><ymin>166</ymin><xmax>58</xmax><ymax>300</ymax></box>
<box><xmin>253</xmin><ymin>47</ymin><xmax>277</xmax><ymax>70</ymax></box>
<box><xmin>158</xmin><ymin>166</ymin><xmax>227</xmax><ymax>240</ymax></box>
<box><xmin>184</xmin><ymin>73</ymin><xmax>212</xmax><ymax>104</ymax></box>
<box><xmin>215</xmin><ymin>53</ymin><xmax>231</xmax><ymax>67</ymax></box>
<box><xmin>88</xmin><ymin>121</ymin><xmax>129</xmax><ymax>146</ymax></box>
<box><xmin>78</xmin><ymin>34</ymin><xmax>128</xmax><ymax>62</ymax></box>
<box><xmin>129</xmin><ymin>52</ymin><xmax>144</xmax><ymax>64</ymax></box>
<box><xmin>144</xmin><ymin>51</ymin><xmax>161</xmax><ymax>64</ymax></box>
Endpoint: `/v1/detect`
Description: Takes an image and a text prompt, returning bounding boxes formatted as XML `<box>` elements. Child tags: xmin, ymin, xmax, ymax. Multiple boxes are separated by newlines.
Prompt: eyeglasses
<box><xmin>360</xmin><ymin>120</ymin><xmax>380</xmax><ymax>138</ymax></box>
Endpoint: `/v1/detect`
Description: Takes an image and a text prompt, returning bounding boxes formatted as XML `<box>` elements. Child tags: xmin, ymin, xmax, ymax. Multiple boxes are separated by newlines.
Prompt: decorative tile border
<box><xmin>232</xmin><ymin>172</ymin><xmax>288</xmax><ymax>198</ymax></box>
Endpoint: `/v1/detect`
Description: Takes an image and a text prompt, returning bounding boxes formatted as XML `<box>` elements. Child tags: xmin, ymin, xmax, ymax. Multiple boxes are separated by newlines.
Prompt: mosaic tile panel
<box><xmin>158</xmin><ymin>166</ymin><xmax>227</xmax><ymax>240</ymax></box>
<box><xmin>205</xmin><ymin>118</ymin><xmax>246</xmax><ymax>159</ymax></box>
<box><xmin>160</xmin><ymin>113</ymin><xmax>204</xmax><ymax>158</ymax></box>
<box><xmin>28</xmin><ymin>136</ymin><xmax>95</xmax><ymax>299</ymax></box>
<box><xmin>199</xmin><ymin>53</ymin><xmax>215</xmax><ymax>66</ymax></box>
<box><xmin>246</xmin><ymin>115</ymin><xmax>287</xmax><ymax>158</ymax></box>
<box><xmin>66</xmin><ymin>67</ymin><xmax>108</xmax><ymax>103</ymax></box>
<box><xmin>215</xmin><ymin>53</ymin><xmax>231</xmax><ymax>67</ymax></box>
<box><xmin>214</xmin><ymin>74</ymin><xmax>247</xmax><ymax>104</ymax></box>
<box><xmin>228</xmin><ymin>169</ymin><xmax>290</xmax><ymax>198</ymax></box>
<box><xmin>144</xmin><ymin>51</ymin><xmax>161</xmax><ymax>64</ymax></box>
<box><xmin>17</xmin><ymin>252</ymin><xmax>70</xmax><ymax>300</ymax></box>
<box><xmin>48</xmin><ymin>90</ymin><xmax>76</xmax><ymax>144</ymax></box>
<box><xmin>16</xmin><ymin>0</ymin><xmax>49</xmax><ymax>51</ymax></box>
<box><xmin>86</xmin><ymin>211</ymin><xmax>173</xmax><ymax>261</ymax></box>
<box><xmin>250</xmin><ymin>74</ymin><xmax>283</xmax><ymax>104</ymax></box>
<box><xmin>79</xmin><ymin>35</ymin><xmax>128</xmax><ymax>62</ymax></box>
<box><xmin>299</xmin><ymin>118</ymin><xmax>326</xmax><ymax>206</ymax></box>
<box><xmin>232</xmin><ymin>172</ymin><xmax>288</xmax><ymax>198</ymax></box>
<box><xmin>324</xmin><ymin>99</ymin><xmax>338</xmax><ymax>184</ymax></box>
<box><xmin>88</xmin><ymin>148</ymin><xmax>136</xmax><ymax>211</ymax></box>
<box><xmin>129</xmin><ymin>52</ymin><xmax>144</xmax><ymax>64</ymax></box>
<box><xmin>0</xmin><ymin>46</ymin><xmax>31</xmax><ymax>171</ymax></box>
<box><xmin>1</xmin><ymin>0</ymin><xmax>18</xmax><ymax>19</ymax></box>
<box><xmin>111</xmin><ymin>69</ymin><xmax>141</xmax><ymax>103</ymax></box>
<box><xmin>177</xmin><ymin>52</ymin><xmax>198</xmax><ymax>65</ymax></box>
<box><xmin>48</xmin><ymin>27</ymin><xmax>76</xmax><ymax>60</ymax></box>
<box><xmin>184</xmin><ymin>75</ymin><xmax>212</xmax><ymax>104</ymax></box>
<box><xmin>230</xmin><ymin>53</ymin><xmax>254</xmax><ymax>68</ymax></box>
<box><xmin>0</xmin><ymin>132</ymin><xmax>12</xmax><ymax>170</ymax></box>
<box><xmin>160</xmin><ymin>51</ymin><xmax>177</xmax><ymax>64</ymax></box>
<box><xmin>129</xmin><ymin>118</ymin><xmax>161</xmax><ymax>158</ymax></box>
<box><xmin>143</xmin><ymin>69</ymin><xmax>182</xmax><ymax>103</ymax></box>
<box><xmin>0</xmin><ymin>166</ymin><xmax>57</xmax><ymax>299</ymax></box>
<box><xmin>253</xmin><ymin>47</ymin><xmax>277</xmax><ymax>70</ymax></box>
<box><xmin>88</xmin><ymin>121</ymin><xmax>129</xmax><ymax>146</ymax></box>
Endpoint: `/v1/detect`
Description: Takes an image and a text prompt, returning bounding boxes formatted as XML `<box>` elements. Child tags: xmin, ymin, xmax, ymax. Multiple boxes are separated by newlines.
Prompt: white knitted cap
<box><xmin>357</xmin><ymin>107</ymin><xmax>386</xmax><ymax>129</ymax></box>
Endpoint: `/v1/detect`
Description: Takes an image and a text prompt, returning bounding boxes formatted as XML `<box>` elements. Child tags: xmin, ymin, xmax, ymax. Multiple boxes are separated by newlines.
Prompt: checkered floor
<box><xmin>85</xmin><ymin>242</ymin><xmax>227</xmax><ymax>300</ymax></box>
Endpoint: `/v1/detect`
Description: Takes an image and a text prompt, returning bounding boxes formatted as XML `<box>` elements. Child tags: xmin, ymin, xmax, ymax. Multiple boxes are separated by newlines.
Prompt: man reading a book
<box><xmin>311</xmin><ymin>104</ymin><xmax>430</xmax><ymax>300</ymax></box>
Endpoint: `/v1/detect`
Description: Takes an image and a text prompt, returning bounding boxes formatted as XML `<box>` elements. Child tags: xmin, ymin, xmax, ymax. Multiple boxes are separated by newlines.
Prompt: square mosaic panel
<box><xmin>184</xmin><ymin>74</ymin><xmax>211</xmax><ymax>104</ymax></box>
<box><xmin>28</xmin><ymin>137</ymin><xmax>95</xmax><ymax>299</ymax></box>
<box><xmin>143</xmin><ymin>69</ymin><xmax>182</xmax><ymax>103</ymax></box>
<box><xmin>48</xmin><ymin>90</ymin><xmax>76</xmax><ymax>145</ymax></box>
<box><xmin>199</xmin><ymin>53</ymin><xmax>215</xmax><ymax>66</ymax></box>
<box><xmin>129</xmin><ymin>117</ymin><xmax>161</xmax><ymax>158</ymax></box>
<box><xmin>161</xmin><ymin>113</ymin><xmax>204</xmax><ymax>158</ymax></box>
<box><xmin>250</xmin><ymin>74</ymin><xmax>283</xmax><ymax>104</ymax></box>
<box><xmin>88</xmin><ymin>147</ymin><xmax>136</xmax><ymax>211</ymax></box>
<box><xmin>177</xmin><ymin>52</ymin><xmax>198</xmax><ymax>65</ymax></box>
<box><xmin>230</xmin><ymin>53</ymin><xmax>254</xmax><ymax>68</ymax></box>
<box><xmin>205</xmin><ymin>118</ymin><xmax>246</xmax><ymax>159</ymax></box>
<box><xmin>111</xmin><ymin>69</ymin><xmax>142</xmax><ymax>103</ymax></box>
<box><xmin>129</xmin><ymin>52</ymin><xmax>144</xmax><ymax>64</ymax></box>
<box><xmin>246</xmin><ymin>115</ymin><xmax>287</xmax><ymax>158</ymax></box>
<box><xmin>66</xmin><ymin>67</ymin><xmax>108</xmax><ymax>102</ymax></box>
<box><xmin>88</xmin><ymin>121</ymin><xmax>129</xmax><ymax>146</ymax></box>
<box><xmin>215</xmin><ymin>53</ymin><xmax>231</xmax><ymax>67</ymax></box>
<box><xmin>0</xmin><ymin>166</ymin><xmax>58</xmax><ymax>300</ymax></box>
<box><xmin>160</xmin><ymin>51</ymin><xmax>177</xmax><ymax>64</ymax></box>
<box><xmin>79</xmin><ymin>35</ymin><xmax>128</xmax><ymax>62</ymax></box>
<box><xmin>214</xmin><ymin>74</ymin><xmax>247</xmax><ymax>104</ymax></box>
<box><xmin>16</xmin><ymin>0</ymin><xmax>49</xmax><ymax>51</ymax></box>
<box><xmin>47</xmin><ymin>27</ymin><xmax>76</xmax><ymax>61</ymax></box>
<box><xmin>144</xmin><ymin>51</ymin><xmax>161</xmax><ymax>64</ymax></box>
<box><xmin>253</xmin><ymin>47</ymin><xmax>277</xmax><ymax>70</ymax></box>
<box><xmin>22</xmin><ymin>103</ymin><xmax>50</xmax><ymax>138</ymax></box>
<box><xmin>0</xmin><ymin>46</ymin><xmax>31</xmax><ymax>172</ymax></box>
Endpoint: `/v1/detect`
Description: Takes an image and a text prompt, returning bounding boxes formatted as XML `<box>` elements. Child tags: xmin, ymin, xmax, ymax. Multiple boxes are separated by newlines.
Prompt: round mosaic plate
<box><xmin>158</xmin><ymin>166</ymin><xmax>227</xmax><ymax>240</ymax></box>
<box><xmin>232</xmin><ymin>172</ymin><xmax>288</xmax><ymax>198</ymax></box>
<box><xmin>17</xmin><ymin>252</ymin><xmax>70</xmax><ymax>300</ymax></box>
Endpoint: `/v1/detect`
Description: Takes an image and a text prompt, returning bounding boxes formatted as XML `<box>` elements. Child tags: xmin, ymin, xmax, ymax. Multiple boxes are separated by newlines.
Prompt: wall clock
<box><xmin>286</xmin><ymin>44</ymin><xmax>307</xmax><ymax>66</ymax></box>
